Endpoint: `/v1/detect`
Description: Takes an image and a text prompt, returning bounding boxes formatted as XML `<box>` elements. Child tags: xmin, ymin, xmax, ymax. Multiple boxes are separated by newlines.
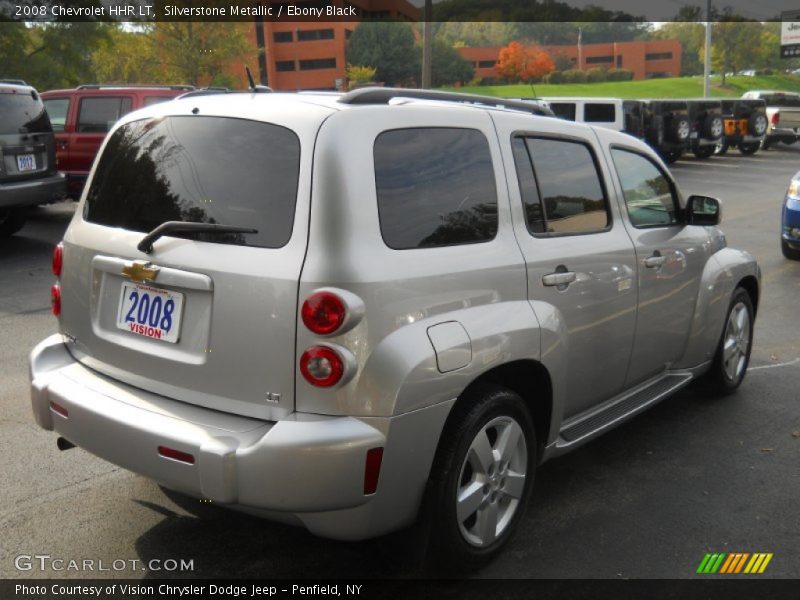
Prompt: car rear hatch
<box><xmin>763</xmin><ymin>93</ymin><xmax>800</xmax><ymax>130</ymax></box>
<box><xmin>59</xmin><ymin>108</ymin><xmax>324</xmax><ymax>420</ymax></box>
<box><xmin>0</xmin><ymin>87</ymin><xmax>56</xmax><ymax>184</ymax></box>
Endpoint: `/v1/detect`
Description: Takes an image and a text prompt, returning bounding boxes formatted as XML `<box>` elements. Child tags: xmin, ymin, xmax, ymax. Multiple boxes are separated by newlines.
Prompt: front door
<box><xmin>606</xmin><ymin>146</ymin><xmax>709</xmax><ymax>387</ymax></box>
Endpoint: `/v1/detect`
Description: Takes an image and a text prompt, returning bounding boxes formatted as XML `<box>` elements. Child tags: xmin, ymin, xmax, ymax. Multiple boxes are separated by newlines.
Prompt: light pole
<box><xmin>704</xmin><ymin>0</ymin><xmax>712</xmax><ymax>98</ymax></box>
<box><xmin>421</xmin><ymin>0</ymin><xmax>432</xmax><ymax>88</ymax></box>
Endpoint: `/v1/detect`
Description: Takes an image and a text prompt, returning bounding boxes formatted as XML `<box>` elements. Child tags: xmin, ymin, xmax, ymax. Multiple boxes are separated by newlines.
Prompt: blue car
<box><xmin>783</xmin><ymin>172</ymin><xmax>800</xmax><ymax>260</ymax></box>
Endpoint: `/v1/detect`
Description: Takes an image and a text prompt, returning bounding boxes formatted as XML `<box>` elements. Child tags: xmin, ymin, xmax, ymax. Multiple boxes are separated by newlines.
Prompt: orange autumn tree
<box><xmin>495</xmin><ymin>41</ymin><xmax>555</xmax><ymax>82</ymax></box>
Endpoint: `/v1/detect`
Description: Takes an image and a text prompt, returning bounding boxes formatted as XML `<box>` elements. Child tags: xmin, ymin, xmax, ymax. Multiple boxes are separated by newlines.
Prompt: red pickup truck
<box><xmin>41</xmin><ymin>85</ymin><xmax>193</xmax><ymax>197</ymax></box>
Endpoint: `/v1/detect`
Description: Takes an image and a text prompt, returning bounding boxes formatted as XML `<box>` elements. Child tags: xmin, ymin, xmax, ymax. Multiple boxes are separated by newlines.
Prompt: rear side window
<box><xmin>77</xmin><ymin>97</ymin><xmax>133</xmax><ymax>133</ymax></box>
<box><xmin>84</xmin><ymin>116</ymin><xmax>300</xmax><ymax>248</ymax></box>
<box><xmin>0</xmin><ymin>90</ymin><xmax>52</xmax><ymax>134</ymax></box>
<box><xmin>584</xmin><ymin>103</ymin><xmax>616</xmax><ymax>123</ymax></box>
<box><xmin>513</xmin><ymin>137</ymin><xmax>609</xmax><ymax>235</ymax></box>
<box><xmin>549</xmin><ymin>103</ymin><xmax>577</xmax><ymax>121</ymax></box>
<box><xmin>43</xmin><ymin>98</ymin><xmax>69</xmax><ymax>132</ymax></box>
<box><xmin>611</xmin><ymin>148</ymin><xmax>679</xmax><ymax>228</ymax></box>
<box><xmin>374</xmin><ymin>128</ymin><xmax>498</xmax><ymax>249</ymax></box>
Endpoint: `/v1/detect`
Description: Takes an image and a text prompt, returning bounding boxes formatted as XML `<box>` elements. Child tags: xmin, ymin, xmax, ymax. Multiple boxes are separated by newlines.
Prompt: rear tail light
<box><xmin>300</xmin><ymin>345</ymin><xmax>344</xmax><ymax>387</ymax></box>
<box><xmin>302</xmin><ymin>291</ymin><xmax>346</xmax><ymax>335</ymax></box>
<box><xmin>158</xmin><ymin>446</ymin><xmax>195</xmax><ymax>464</ymax></box>
<box><xmin>50</xmin><ymin>284</ymin><xmax>61</xmax><ymax>317</ymax></box>
<box><xmin>52</xmin><ymin>242</ymin><xmax>63</xmax><ymax>277</ymax></box>
<box><xmin>771</xmin><ymin>113</ymin><xmax>780</xmax><ymax>125</ymax></box>
<box><xmin>364</xmin><ymin>447</ymin><xmax>384</xmax><ymax>495</ymax></box>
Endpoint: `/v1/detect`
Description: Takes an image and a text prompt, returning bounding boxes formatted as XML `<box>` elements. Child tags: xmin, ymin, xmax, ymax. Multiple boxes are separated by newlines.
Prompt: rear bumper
<box><xmin>0</xmin><ymin>172</ymin><xmax>66</xmax><ymax>208</ymax></box>
<box><xmin>30</xmin><ymin>334</ymin><xmax>449</xmax><ymax>540</ymax></box>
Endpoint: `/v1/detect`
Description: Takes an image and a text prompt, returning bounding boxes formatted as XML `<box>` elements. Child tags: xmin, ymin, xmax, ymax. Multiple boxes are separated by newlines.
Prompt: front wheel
<box><xmin>692</xmin><ymin>146</ymin><xmax>715</xmax><ymax>159</ymax></box>
<box><xmin>782</xmin><ymin>239</ymin><xmax>800</xmax><ymax>260</ymax></box>
<box><xmin>0</xmin><ymin>208</ymin><xmax>28</xmax><ymax>238</ymax></box>
<box><xmin>702</xmin><ymin>287</ymin><xmax>754</xmax><ymax>395</ymax></box>
<box><xmin>426</xmin><ymin>385</ymin><xmax>536</xmax><ymax>570</ymax></box>
<box><xmin>715</xmin><ymin>141</ymin><xmax>729</xmax><ymax>155</ymax></box>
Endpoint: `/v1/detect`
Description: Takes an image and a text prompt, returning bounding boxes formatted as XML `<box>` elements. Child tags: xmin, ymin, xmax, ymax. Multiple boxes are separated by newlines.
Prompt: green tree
<box><xmin>91</xmin><ymin>26</ymin><xmax>161</xmax><ymax>84</ymax></box>
<box><xmin>0</xmin><ymin>23</ymin><xmax>29</xmax><ymax>80</ymax></box>
<box><xmin>346</xmin><ymin>22</ymin><xmax>418</xmax><ymax>86</ymax></box>
<box><xmin>153</xmin><ymin>22</ymin><xmax>249</xmax><ymax>87</ymax></box>
<box><xmin>429</xmin><ymin>39</ymin><xmax>474</xmax><ymax>86</ymax></box>
<box><xmin>707</xmin><ymin>19</ymin><xmax>761</xmax><ymax>85</ymax></box>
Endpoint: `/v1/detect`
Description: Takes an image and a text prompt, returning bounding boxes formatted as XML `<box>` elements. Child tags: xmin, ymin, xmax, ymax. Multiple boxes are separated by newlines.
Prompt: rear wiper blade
<box><xmin>137</xmin><ymin>221</ymin><xmax>258</xmax><ymax>254</ymax></box>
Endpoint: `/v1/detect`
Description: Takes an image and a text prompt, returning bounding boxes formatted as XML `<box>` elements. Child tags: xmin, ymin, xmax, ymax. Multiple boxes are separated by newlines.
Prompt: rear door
<box><xmin>502</xmin><ymin>121</ymin><xmax>638</xmax><ymax>418</ymax></box>
<box><xmin>0</xmin><ymin>88</ymin><xmax>55</xmax><ymax>184</ymax></box>
<box><xmin>42</xmin><ymin>96</ymin><xmax>71</xmax><ymax>172</ymax></box>
<box><xmin>60</xmin><ymin>108</ymin><xmax>327</xmax><ymax>420</ymax></box>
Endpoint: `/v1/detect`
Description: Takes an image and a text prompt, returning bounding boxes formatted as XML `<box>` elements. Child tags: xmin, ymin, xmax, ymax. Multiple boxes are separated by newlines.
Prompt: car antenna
<box><xmin>245</xmin><ymin>65</ymin><xmax>272</xmax><ymax>93</ymax></box>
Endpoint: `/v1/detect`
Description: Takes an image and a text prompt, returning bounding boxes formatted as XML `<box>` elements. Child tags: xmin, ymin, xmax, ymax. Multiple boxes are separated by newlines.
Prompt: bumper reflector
<box><xmin>364</xmin><ymin>447</ymin><xmax>384</xmax><ymax>495</ymax></box>
<box><xmin>49</xmin><ymin>401</ymin><xmax>68</xmax><ymax>418</ymax></box>
<box><xmin>158</xmin><ymin>446</ymin><xmax>195</xmax><ymax>465</ymax></box>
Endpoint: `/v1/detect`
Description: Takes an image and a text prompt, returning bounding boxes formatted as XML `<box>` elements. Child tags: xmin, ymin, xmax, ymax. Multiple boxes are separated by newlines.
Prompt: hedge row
<box><xmin>544</xmin><ymin>68</ymin><xmax>634</xmax><ymax>84</ymax></box>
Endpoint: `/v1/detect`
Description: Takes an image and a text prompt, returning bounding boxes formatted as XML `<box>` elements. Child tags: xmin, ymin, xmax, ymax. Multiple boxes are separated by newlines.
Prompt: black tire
<box><xmin>703</xmin><ymin>115</ymin><xmax>724</xmax><ymax>140</ymax></box>
<box><xmin>692</xmin><ymin>146</ymin><xmax>715</xmax><ymax>159</ymax></box>
<box><xmin>782</xmin><ymin>239</ymin><xmax>800</xmax><ymax>260</ymax></box>
<box><xmin>738</xmin><ymin>142</ymin><xmax>759</xmax><ymax>155</ymax></box>
<box><xmin>748</xmin><ymin>113</ymin><xmax>768</xmax><ymax>137</ymax></box>
<box><xmin>702</xmin><ymin>287</ymin><xmax>754</xmax><ymax>395</ymax></box>
<box><xmin>715</xmin><ymin>141</ymin><xmax>729</xmax><ymax>155</ymax></box>
<box><xmin>0</xmin><ymin>208</ymin><xmax>27</xmax><ymax>238</ymax></box>
<box><xmin>426</xmin><ymin>385</ymin><xmax>536</xmax><ymax>571</ymax></box>
<box><xmin>760</xmin><ymin>137</ymin><xmax>771</xmax><ymax>151</ymax></box>
<box><xmin>662</xmin><ymin>148</ymin><xmax>683</xmax><ymax>164</ymax></box>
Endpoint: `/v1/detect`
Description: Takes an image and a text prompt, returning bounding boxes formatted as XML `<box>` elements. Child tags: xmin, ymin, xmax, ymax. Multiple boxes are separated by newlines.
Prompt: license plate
<box><xmin>690</xmin><ymin>132</ymin><xmax>699</xmax><ymax>139</ymax></box>
<box><xmin>116</xmin><ymin>283</ymin><xmax>184</xmax><ymax>344</ymax></box>
<box><xmin>16</xmin><ymin>154</ymin><xmax>36</xmax><ymax>172</ymax></box>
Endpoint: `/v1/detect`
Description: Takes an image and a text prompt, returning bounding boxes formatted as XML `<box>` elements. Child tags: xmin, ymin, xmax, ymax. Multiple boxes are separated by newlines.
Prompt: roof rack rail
<box><xmin>76</xmin><ymin>84</ymin><xmax>195</xmax><ymax>91</ymax></box>
<box><xmin>0</xmin><ymin>79</ymin><xmax>28</xmax><ymax>86</ymax></box>
<box><xmin>338</xmin><ymin>87</ymin><xmax>554</xmax><ymax>117</ymax></box>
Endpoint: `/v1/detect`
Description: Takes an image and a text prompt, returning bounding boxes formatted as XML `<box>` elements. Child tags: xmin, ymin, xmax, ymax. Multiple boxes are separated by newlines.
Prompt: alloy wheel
<box><xmin>722</xmin><ymin>301</ymin><xmax>751</xmax><ymax>381</ymax></box>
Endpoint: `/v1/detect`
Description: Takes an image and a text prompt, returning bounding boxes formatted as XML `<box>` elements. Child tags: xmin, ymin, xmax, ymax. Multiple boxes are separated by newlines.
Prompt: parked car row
<box><xmin>538</xmin><ymin>95</ymin><xmax>770</xmax><ymax>163</ymax></box>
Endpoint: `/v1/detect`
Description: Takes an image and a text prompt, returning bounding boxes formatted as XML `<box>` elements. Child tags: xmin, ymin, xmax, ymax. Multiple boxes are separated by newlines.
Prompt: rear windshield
<box><xmin>761</xmin><ymin>94</ymin><xmax>800</xmax><ymax>108</ymax></box>
<box><xmin>0</xmin><ymin>90</ymin><xmax>52</xmax><ymax>135</ymax></box>
<box><xmin>84</xmin><ymin>116</ymin><xmax>300</xmax><ymax>248</ymax></box>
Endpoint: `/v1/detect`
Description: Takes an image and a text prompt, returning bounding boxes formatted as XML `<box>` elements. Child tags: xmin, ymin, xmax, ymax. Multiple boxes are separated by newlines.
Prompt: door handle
<box><xmin>644</xmin><ymin>252</ymin><xmax>667</xmax><ymax>269</ymax></box>
<box><xmin>542</xmin><ymin>271</ymin><xmax>577</xmax><ymax>287</ymax></box>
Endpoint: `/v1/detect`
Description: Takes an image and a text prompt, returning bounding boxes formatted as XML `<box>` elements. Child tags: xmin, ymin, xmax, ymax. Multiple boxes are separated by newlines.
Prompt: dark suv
<box><xmin>0</xmin><ymin>83</ymin><xmax>66</xmax><ymax>238</ymax></box>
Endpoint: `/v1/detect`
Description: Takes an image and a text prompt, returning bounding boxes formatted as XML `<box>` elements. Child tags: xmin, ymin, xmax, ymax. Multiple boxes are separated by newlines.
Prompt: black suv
<box><xmin>0</xmin><ymin>82</ymin><xmax>66</xmax><ymax>238</ymax></box>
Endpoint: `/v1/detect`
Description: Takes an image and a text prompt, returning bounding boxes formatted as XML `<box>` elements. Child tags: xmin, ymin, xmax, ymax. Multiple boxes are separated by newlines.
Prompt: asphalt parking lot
<box><xmin>1</xmin><ymin>146</ymin><xmax>798</xmax><ymax>582</ymax></box>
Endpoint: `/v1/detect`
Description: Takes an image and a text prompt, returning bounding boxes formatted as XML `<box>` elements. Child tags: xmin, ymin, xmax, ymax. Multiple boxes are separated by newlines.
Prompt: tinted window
<box><xmin>525</xmin><ymin>138</ymin><xmax>609</xmax><ymax>234</ymax></box>
<box><xmin>549</xmin><ymin>102</ymin><xmax>576</xmax><ymax>121</ymax></box>
<box><xmin>584</xmin><ymin>103</ymin><xmax>616</xmax><ymax>123</ymax></box>
<box><xmin>77</xmin><ymin>97</ymin><xmax>132</xmax><ymax>133</ymax></box>
<box><xmin>274</xmin><ymin>31</ymin><xmax>292</xmax><ymax>42</ymax></box>
<box><xmin>0</xmin><ymin>90</ymin><xmax>52</xmax><ymax>134</ymax></box>
<box><xmin>299</xmin><ymin>58</ymin><xmax>336</xmax><ymax>70</ymax></box>
<box><xmin>43</xmin><ymin>98</ymin><xmax>69</xmax><ymax>132</ymax></box>
<box><xmin>297</xmin><ymin>29</ymin><xmax>334</xmax><ymax>41</ymax></box>
<box><xmin>276</xmin><ymin>61</ymin><xmax>295</xmax><ymax>72</ymax></box>
<box><xmin>85</xmin><ymin>116</ymin><xmax>300</xmax><ymax>248</ymax></box>
<box><xmin>511</xmin><ymin>137</ymin><xmax>545</xmax><ymax>233</ymax></box>
<box><xmin>611</xmin><ymin>148</ymin><xmax>678</xmax><ymax>227</ymax></box>
<box><xmin>374</xmin><ymin>128</ymin><xmax>498</xmax><ymax>249</ymax></box>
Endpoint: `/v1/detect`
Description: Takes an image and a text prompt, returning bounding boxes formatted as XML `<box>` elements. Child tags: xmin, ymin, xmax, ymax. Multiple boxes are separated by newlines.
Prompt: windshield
<box><xmin>84</xmin><ymin>116</ymin><xmax>301</xmax><ymax>248</ymax></box>
<box><xmin>0</xmin><ymin>90</ymin><xmax>52</xmax><ymax>135</ymax></box>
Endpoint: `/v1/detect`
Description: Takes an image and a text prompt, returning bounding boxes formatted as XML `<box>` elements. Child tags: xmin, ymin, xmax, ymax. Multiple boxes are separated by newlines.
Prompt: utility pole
<box><xmin>704</xmin><ymin>0</ymin><xmax>712</xmax><ymax>98</ymax></box>
<box><xmin>577</xmin><ymin>27</ymin><xmax>582</xmax><ymax>71</ymax></box>
<box><xmin>421</xmin><ymin>0</ymin><xmax>432</xmax><ymax>88</ymax></box>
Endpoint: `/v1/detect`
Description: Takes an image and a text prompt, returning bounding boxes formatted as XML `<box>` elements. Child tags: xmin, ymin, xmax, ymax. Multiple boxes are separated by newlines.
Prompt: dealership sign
<box><xmin>781</xmin><ymin>11</ymin><xmax>800</xmax><ymax>58</ymax></box>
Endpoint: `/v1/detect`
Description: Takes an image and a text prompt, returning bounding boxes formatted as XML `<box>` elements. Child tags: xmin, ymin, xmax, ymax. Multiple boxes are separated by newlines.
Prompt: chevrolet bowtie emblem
<box><xmin>121</xmin><ymin>260</ymin><xmax>160</xmax><ymax>283</ymax></box>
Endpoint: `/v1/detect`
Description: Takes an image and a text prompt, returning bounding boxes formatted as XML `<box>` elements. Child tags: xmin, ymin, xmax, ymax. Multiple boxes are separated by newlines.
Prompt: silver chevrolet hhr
<box><xmin>30</xmin><ymin>88</ymin><xmax>760</xmax><ymax>567</ymax></box>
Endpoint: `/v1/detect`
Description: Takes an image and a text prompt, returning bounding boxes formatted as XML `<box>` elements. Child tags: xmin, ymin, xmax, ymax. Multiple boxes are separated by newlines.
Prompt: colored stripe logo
<box><xmin>697</xmin><ymin>552</ymin><xmax>773</xmax><ymax>574</ymax></box>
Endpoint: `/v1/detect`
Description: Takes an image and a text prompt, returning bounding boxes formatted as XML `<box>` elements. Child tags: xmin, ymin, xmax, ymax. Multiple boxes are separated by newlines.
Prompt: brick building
<box><xmin>249</xmin><ymin>0</ymin><xmax>418</xmax><ymax>91</ymax></box>
<box><xmin>458</xmin><ymin>40</ymin><xmax>683</xmax><ymax>82</ymax></box>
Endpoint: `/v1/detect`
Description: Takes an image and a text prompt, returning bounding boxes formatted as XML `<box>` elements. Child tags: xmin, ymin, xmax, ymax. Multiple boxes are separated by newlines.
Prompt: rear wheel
<box><xmin>427</xmin><ymin>385</ymin><xmax>536</xmax><ymax>570</ymax></box>
<box><xmin>0</xmin><ymin>208</ymin><xmax>28</xmax><ymax>238</ymax></box>
<box><xmin>692</xmin><ymin>146</ymin><xmax>715</xmax><ymax>159</ymax></box>
<box><xmin>782</xmin><ymin>239</ymin><xmax>800</xmax><ymax>260</ymax></box>
<box><xmin>738</xmin><ymin>142</ymin><xmax>759</xmax><ymax>155</ymax></box>
<box><xmin>702</xmin><ymin>287</ymin><xmax>754</xmax><ymax>395</ymax></box>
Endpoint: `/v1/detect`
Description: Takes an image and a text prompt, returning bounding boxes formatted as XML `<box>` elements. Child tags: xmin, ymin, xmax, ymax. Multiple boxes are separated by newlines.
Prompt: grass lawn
<box><xmin>447</xmin><ymin>74</ymin><xmax>800</xmax><ymax>99</ymax></box>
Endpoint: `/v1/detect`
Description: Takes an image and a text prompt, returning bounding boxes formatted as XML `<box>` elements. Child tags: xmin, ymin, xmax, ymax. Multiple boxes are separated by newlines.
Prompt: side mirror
<box><xmin>686</xmin><ymin>195</ymin><xmax>721</xmax><ymax>226</ymax></box>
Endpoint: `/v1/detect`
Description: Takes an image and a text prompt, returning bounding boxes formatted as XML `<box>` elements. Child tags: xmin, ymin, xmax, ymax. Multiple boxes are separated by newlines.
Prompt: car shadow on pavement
<box><xmin>133</xmin><ymin>489</ymin><xmax>429</xmax><ymax>579</ymax></box>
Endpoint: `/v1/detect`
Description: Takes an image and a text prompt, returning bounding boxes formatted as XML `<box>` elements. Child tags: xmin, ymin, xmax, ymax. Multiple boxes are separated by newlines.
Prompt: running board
<box><xmin>556</xmin><ymin>372</ymin><xmax>693</xmax><ymax>450</ymax></box>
